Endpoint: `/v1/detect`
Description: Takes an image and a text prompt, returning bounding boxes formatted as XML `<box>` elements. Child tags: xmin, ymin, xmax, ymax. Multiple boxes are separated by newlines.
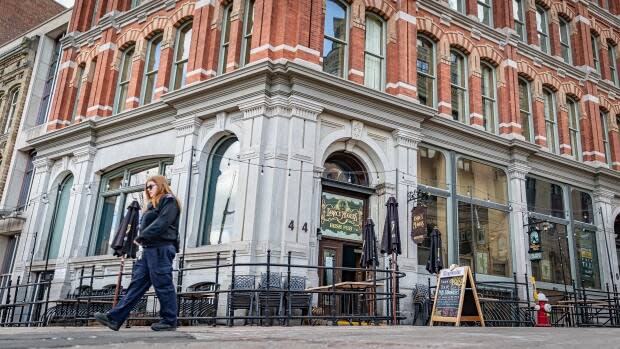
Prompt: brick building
<box><xmin>6</xmin><ymin>0</ymin><xmax>620</xmax><ymax>321</ymax></box>
<box><xmin>0</xmin><ymin>0</ymin><xmax>66</xmax><ymax>46</ymax></box>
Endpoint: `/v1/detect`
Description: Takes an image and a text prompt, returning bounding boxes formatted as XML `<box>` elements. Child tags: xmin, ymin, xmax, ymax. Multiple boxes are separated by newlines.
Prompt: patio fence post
<box><xmin>215</xmin><ymin>252</ymin><xmax>220</xmax><ymax>325</ymax></box>
<box><xmin>286</xmin><ymin>251</ymin><xmax>291</xmax><ymax>326</ymax></box>
<box><xmin>228</xmin><ymin>250</ymin><xmax>236</xmax><ymax>327</ymax></box>
<box><xmin>74</xmin><ymin>266</ymin><xmax>85</xmax><ymax>325</ymax></box>
<box><xmin>265</xmin><ymin>249</ymin><xmax>271</xmax><ymax>325</ymax></box>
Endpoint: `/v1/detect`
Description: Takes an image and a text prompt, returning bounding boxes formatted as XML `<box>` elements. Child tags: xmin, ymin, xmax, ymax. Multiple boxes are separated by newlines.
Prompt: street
<box><xmin>1</xmin><ymin>325</ymin><xmax>619</xmax><ymax>349</ymax></box>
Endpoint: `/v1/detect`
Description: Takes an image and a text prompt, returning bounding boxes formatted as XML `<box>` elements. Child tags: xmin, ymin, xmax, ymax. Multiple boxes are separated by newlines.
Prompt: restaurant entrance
<box><xmin>319</xmin><ymin>238</ymin><xmax>363</xmax><ymax>286</ymax></box>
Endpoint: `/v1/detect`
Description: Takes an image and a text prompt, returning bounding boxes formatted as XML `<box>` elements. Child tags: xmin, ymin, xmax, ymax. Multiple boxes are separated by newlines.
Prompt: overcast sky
<box><xmin>55</xmin><ymin>0</ymin><xmax>74</xmax><ymax>7</ymax></box>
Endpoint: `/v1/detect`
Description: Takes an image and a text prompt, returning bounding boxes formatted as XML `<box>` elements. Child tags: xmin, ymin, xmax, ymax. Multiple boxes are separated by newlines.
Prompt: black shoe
<box><xmin>94</xmin><ymin>312</ymin><xmax>121</xmax><ymax>331</ymax></box>
<box><xmin>151</xmin><ymin>322</ymin><xmax>177</xmax><ymax>331</ymax></box>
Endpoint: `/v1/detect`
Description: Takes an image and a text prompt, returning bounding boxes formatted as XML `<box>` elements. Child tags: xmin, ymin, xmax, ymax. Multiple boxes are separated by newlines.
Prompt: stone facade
<box><xmin>5</xmin><ymin>0</ymin><xmax>620</xmax><ymax>322</ymax></box>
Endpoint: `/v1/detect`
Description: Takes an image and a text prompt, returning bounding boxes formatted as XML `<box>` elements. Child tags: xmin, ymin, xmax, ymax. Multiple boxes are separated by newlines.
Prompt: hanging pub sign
<box><xmin>320</xmin><ymin>192</ymin><xmax>364</xmax><ymax>241</ymax></box>
<box><xmin>430</xmin><ymin>266</ymin><xmax>485</xmax><ymax>327</ymax></box>
<box><xmin>411</xmin><ymin>205</ymin><xmax>427</xmax><ymax>243</ymax></box>
<box><xmin>528</xmin><ymin>226</ymin><xmax>542</xmax><ymax>261</ymax></box>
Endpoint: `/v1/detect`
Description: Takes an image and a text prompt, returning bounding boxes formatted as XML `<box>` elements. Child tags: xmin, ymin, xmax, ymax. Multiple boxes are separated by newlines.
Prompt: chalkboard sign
<box><xmin>430</xmin><ymin>266</ymin><xmax>484</xmax><ymax>326</ymax></box>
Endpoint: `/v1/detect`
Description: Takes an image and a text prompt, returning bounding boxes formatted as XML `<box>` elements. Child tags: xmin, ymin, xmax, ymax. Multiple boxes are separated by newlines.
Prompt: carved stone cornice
<box><xmin>72</xmin><ymin>146</ymin><xmax>97</xmax><ymax>164</ymax></box>
<box><xmin>32</xmin><ymin>157</ymin><xmax>54</xmax><ymax>173</ymax></box>
<box><xmin>392</xmin><ymin>129</ymin><xmax>422</xmax><ymax>149</ymax></box>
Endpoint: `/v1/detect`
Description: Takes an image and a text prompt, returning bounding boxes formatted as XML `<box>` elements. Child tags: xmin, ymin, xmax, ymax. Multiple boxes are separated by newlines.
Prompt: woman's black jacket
<box><xmin>136</xmin><ymin>194</ymin><xmax>180</xmax><ymax>251</ymax></box>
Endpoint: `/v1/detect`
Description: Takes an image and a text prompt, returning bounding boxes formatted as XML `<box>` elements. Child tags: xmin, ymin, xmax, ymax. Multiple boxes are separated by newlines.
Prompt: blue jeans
<box><xmin>107</xmin><ymin>244</ymin><xmax>178</xmax><ymax>326</ymax></box>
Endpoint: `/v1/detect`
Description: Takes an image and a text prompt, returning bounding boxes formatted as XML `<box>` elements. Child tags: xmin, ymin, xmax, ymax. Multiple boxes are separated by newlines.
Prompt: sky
<box><xmin>54</xmin><ymin>0</ymin><xmax>74</xmax><ymax>7</ymax></box>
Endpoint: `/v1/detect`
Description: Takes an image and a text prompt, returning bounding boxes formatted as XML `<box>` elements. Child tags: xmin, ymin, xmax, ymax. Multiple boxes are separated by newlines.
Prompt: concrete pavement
<box><xmin>1</xmin><ymin>325</ymin><xmax>619</xmax><ymax>348</ymax></box>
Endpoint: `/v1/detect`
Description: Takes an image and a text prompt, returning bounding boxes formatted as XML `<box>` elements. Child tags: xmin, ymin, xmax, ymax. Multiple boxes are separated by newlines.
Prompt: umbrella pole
<box><xmin>391</xmin><ymin>251</ymin><xmax>397</xmax><ymax>325</ymax></box>
<box><xmin>113</xmin><ymin>256</ymin><xmax>125</xmax><ymax>307</ymax></box>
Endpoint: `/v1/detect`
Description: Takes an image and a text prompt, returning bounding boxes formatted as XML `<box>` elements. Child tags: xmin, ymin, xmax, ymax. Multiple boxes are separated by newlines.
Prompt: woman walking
<box><xmin>95</xmin><ymin>175</ymin><xmax>180</xmax><ymax>331</ymax></box>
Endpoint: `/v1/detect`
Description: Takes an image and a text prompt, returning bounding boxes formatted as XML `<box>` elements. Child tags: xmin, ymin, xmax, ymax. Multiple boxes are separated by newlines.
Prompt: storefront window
<box><xmin>323</xmin><ymin>152</ymin><xmax>368</xmax><ymax>186</ymax></box>
<box><xmin>457</xmin><ymin>202</ymin><xmax>511</xmax><ymax>276</ymax></box>
<box><xmin>571</xmin><ymin>190</ymin><xmax>593</xmax><ymax>224</ymax></box>
<box><xmin>526</xmin><ymin>177</ymin><xmax>565</xmax><ymax>218</ymax></box>
<box><xmin>531</xmin><ymin>223</ymin><xmax>571</xmax><ymax>284</ymax></box>
<box><xmin>416</xmin><ymin>196</ymin><xmax>448</xmax><ymax>268</ymax></box>
<box><xmin>417</xmin><ymin>146</ymin><xmax>446</xmax><ymax>189</ymax></box>
<box><xmin>456</xmin><ymin>158</ymin><xmax>507</xmax><ymax>204</ymax></box>
<box><xmin>575</xmin><ymin>228</ymin><xmax>601</xmax><ymax>289</ymax></box>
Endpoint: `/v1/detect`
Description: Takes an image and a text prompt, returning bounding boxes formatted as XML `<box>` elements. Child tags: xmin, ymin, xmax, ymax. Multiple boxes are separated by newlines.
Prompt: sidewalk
<box><xmin>0</xmin><ymin>325</ymin><xmax>618</xmax><ymax>348</ymax></box>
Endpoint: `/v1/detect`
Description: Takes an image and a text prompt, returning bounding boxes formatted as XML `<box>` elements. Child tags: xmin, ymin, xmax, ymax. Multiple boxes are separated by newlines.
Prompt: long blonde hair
<box><xmin>143</xmin><ymin>175</ymin><xmax>181</xmax><ymax>211</ymax></box>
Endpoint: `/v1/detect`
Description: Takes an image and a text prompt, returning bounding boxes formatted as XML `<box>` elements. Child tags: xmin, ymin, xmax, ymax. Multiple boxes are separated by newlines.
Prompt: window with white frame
<box><xmin>36</xmin><ymin>35</ymin><xmax>63</xmax><ymax>125</ymax></box>
<box><xmin>171</xmin><ymin>22</ymin><xmax>192</xmax><ymax>90</ymax></box>
<box><xmin>543</xmin><ymin>88</ymin><xmax>559</xmax><ymax>154</ymax></box>
<box><xmin>592</xmin><ymin>33</ymin><xmax>601</xmax><ymax>73</ymax></box>
<box><xmin>518</xmin><ymin>78</ymin><xmax>533</xmax><ymax>142</ymax></box>
<box><xmin>513</xmin><ymin>0</ymin><xmax>526</xmax><ymax>42</ymax></box>
<box><xmin>323</xmin><ymin>0</ymin><xmax>348</xmax><ymax>78</ymax></box>
<box><xmin>600</xmin><ymin>110</ymin><xmax>611</xmax><ymax>165</ymax></box>
<box><xmin>70</xmin><ymin>65</ymin><xmax>85</xmax><ymax>122</ymax></box>
<box><xmin>559</xmin><ymin>18</ymin><xmax>571</xmax><ymax>64</ymax></box>
<box><xmin>567</xmin><ymin>97</ymin><xmax>582</xmax><ymax>160</ymax></box>
<box><xmin>364</xmin><ymin>13</ymin><xmax>385</xmax><ymax>91</ymax></box>
<box><xmin>218</xmin><ymin>3</ymin><xmax>233</xmax><ymax>74</ymax></box>
<box><xmin>240</xmin><ymin>0</ymin><xmax>254</xmax><ymax>67</ymax></box>
<box><xmin>608</xmin><ymin>43</ymin><xmax>618</xmax><ymax>86</ymax></box>
<box><xmin>481</xmin><ymin>62</ymin><xmax>497</xmax><ymax>133</ymax></box>
<box><xmin>477</xmin><ymin>0</ymin><xmax>493</xmax><ymax>26</ymax></box>
<box><xmin>417</xmin><ymin>35</ymin><xmax>436</xmax><ymax>107</ymax></box>
<box><xmin>450</xmin><ymin>49</ymin><xmax>467</xmax><ymax>123</ymax></box>
<box><xmin>141</xmin><ymin>34</ymin><xmax>162</xmax><ymax>105</ymax></box>
<box><xmin>448</xmin><ymin>0</ymin><xmax>465</xmax><ymax>13</ymax></box>
<box><xmin>536</xmin><ymin>7</ymin><xmax>550</xmax><ymax>54</ymax></box>
<box><xmin>113</xmin><ymin>46</ymin><xmax>134</xmax><ymax>114</ymax></box>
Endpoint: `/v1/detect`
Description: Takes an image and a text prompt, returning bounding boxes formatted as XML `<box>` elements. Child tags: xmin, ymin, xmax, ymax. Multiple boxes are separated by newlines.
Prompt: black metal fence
<box><xmin>0</xmin><ymin>250</ymin><xmax>406</xmax><ymax>327</ymax></box>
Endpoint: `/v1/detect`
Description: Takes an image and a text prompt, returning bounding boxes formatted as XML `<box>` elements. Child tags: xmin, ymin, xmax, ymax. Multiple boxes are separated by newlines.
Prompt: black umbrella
<box><xmin>110</xmin><ymin>200</ymin><xmax>140</xmax><ymax>306</ymax></box>
<box><xmin>360</xmin><ymin>218</ymin><xmax>378</xmax><ymax>268</ymax></box>
<box><xmin>425</xmin><ymin>226</ymin><xmax>443</xmax><ymax>274</ymax></box>
<box><xmin>111</xmin><ymin>200</ymin><xmax>140</xmax><ymax>259</ymax></box>
<box><xmin>381</xmin><ymin>197</ymin><xmax>401</xmax><ymax>255</ymax></box>
<box><xmin>380</xmin><ymin>196</ymin><xmax>401</xmax><ymax>324</ymax></box>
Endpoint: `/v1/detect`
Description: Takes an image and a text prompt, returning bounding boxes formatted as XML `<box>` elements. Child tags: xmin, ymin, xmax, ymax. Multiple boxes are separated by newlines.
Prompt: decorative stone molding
<box><xmin>73</xmin><ymin>146</ymin><xmax>97</xmax><ymax>164</ymax></box>
<box><xmin>392</xmin><ymin>129</ymin><xmax>421</xmax><ymax>149</ymax></box>
<box><xmin>32</xmin><ymin>158</ymin><xmax>54</xmax><ymax>173</ymax></box>
<box><xmin>351</xmin><ymin>120</ymin><xmax>364</xmax><ymax>141</ymax></box>
<box><xmin>173</xmin><ymin>115</ymin><xmax>202</xmax><ymax>136</ymax></box>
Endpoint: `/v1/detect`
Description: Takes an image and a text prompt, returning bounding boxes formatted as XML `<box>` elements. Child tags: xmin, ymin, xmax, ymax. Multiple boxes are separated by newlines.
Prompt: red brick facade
<box><xmin>48</xmin><ymin>0</ymin><xmax>620</xmax><ymax>170</ymax></box>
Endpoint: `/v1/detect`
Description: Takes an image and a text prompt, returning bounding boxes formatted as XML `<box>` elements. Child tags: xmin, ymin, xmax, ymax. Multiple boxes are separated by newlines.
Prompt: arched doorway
<box><xmin>319</xmin><ymin>152</ymin><xmax>372</xmax><ymax>286</ymax></box>
<box><xmin>47</xmin><ymin>175</ymin><xmax>74</xmax><ymax>260</ymax></box>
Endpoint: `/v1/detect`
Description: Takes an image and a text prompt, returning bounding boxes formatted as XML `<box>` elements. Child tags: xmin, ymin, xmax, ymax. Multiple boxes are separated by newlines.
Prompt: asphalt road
<box><xmin>1</xmin><ymin>326</ymin><xmax>620</xmax><ymax>349</ymax></box>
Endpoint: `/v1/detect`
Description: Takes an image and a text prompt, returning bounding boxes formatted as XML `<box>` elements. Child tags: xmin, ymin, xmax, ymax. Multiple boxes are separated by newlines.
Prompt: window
<box><xmin>417</xmin><ymin>196</ymin><xmax>448</xmax><ymax>269</ymax></box>
<box><xmin>448</xmin><ymin>0</ymin><xmax>465</xmax><ymax>13</ymax></box>
<box><xmin>323</xmin><ymin>0</ymin><xmax>348</xmax><ymax>78</ymax></box>
<box><xmin>571</xmin><ymin>190</ymin><xmax>593</xmax><ymax>224</ymax></box>
<box><xmin>536</xmin><ymin>7</ymin><xmax>550</xmax><ymax>54</ymax></box>
<box><xmin>518</xmin><ymin>78</ymin><xmax>533</xmax><ymax>142</ymax></box>
<box><xmin>608</xmin><ymin>44</ymin><xmax>618</xmax><ymax>86</ymax></box>
<box><xmin>3</xmin><ymin>88</ymin><xmax>19</xmax><ymax>134</ymax></box>
<box><xmin>201</xmin><ymin>138</ymin><xmax>240</xmax><ymax>245</ymax></box>
<box><xmin>575</xmin><ymin>228</ymin><xmax>601</xmax><ymax>288</ymax></box>
<box><xmin>417</xmin><ymin>146</ymin><xmax>447</xmax><ymax>189</ymax></box>
<box><xmin>592</xmin><ymin>34</ymin><xmax>600</xmax><ymax>73</ymax></box>
<box><xmin>450</xmin><ymin>50</ymin><xmax>467</xmax><ymax>123</ymax></box>
<box><xmin>91</xmin><ymin>159</ymin><xmax>172</xmax><ymax>255</ymax></box>
<box><xmin>417</xmin><ymin>36</ymin><xmax>435</xmax><ymax>107</ymax></box>
<box><xmin>600</xmin><ymin>110</ymin><xmax>611</xmax><ymax>165</ymax></box>
<box><xmin>113</xmin><ymin>46</ymin><xmax>134</xmax><ymax>114</ymax></box>
<box><xmin>323</xmin><ymin>152</ymin><xmax>369</xmax><ymax>186</ymax></box>
<box><xmin>530</xmin><ymin>223</ymin><xmax>571</xmax><ymax>284</ymax></box>
<box><xmin>130</xmin><ymin>0</ymin><xmax>141</xmax><ymax>9</ymax></box>
<box><xmin>37</xmin><ymin>36</ymin><xmax>63</xmax><ymax>125</ymax></box>
<box><xmin>218</xmin><ymin>3</ymin><xmax>233</xmax><ymax>74</ymax></box>
<box><xmin>240</xmin><ymin>0</ymin><xmax>254</xmax><ymax>66</ymax></box>
<box><xmin>46</xmin><ymin>175</ymin><xmax>74</xmax><ymax>260</ymax></box>
<box><xmin>457</xmin><ymin>158</ymin><xmax>508</xmax><ymax>204</ymax></box>
<box><xmin>481</xmin><ymin>62</ymin><xmax>497</xmax><ymax>133</ymax></box>
<box><xmin>477</xmin><ymin>0</ymin><xmax>493</xmax><ymax>26</ymax></box>
<box><xmin>71</xmin><ymin>65</ymin><xmax>85</xmax><ymax>122</ymax></box>
<box><xmin>513</xmin><ymin>0</ymin><xmax>526</xmax><ymax>42</ymax></box>
<box><xmin>17</xmin><ymin>152</ymin><xmax>36</xmax><ymax>210</ymax></box>
<box><xmin>171</xmin><ymin>22</ymin><xmax>192</xmax><ymax>90</ymax></box>
<box><xmin>559</xmin><ymin>18</ymin><xmax>571</xmax><ymax>64</ymax></box>
<box><xmin>364</xmin><ymin>14</ymin><xmax>385</xmax><ymax>90</ymax></box>
<box><xmin>141</xmin><ymin>34</ymin><xmax>162</xmax><ymax>105</ymax></box>
<box><xmin>526</xmin><ymin>176</ymin><xmax>565</xmax><ymax>218</ymax></box>
<box><xmin>567</xmin><ymin>98</ymin><xmax>582</xmax><ymax>160</ymax></box>
<box><xmin>543</xmin><ymin>88</ymin><xmax>559</xmax><ymax>154</ymax></box>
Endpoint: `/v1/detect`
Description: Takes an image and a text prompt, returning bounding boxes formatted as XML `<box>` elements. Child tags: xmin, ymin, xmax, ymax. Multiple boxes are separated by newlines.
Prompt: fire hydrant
<box><xmin>534</xmin><ymin>292</ymin><xmax>552</xmax><ymax>327</ymax></box>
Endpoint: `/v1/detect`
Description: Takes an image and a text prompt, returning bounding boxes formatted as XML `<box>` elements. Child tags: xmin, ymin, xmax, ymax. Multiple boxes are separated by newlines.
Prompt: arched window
<box><xmin>364</xmin><ymin>13</ymin><xmax>385</xmax><ymax>90</ymax></box>
<box><xmin>600</xmin><ymin>110</ymin><xmax>611</xmax><ymax>165</ymax></box>
<box><xmin>567</xmin><ymin>97</ymin><xmax>582</xmax><ymax>160</ymax></box>
<box><xmin>608</xmin><ymin>43</ymin><xmax>618</xmax><ymax>86</ymax></box>
<box><xmin>543</xmin><ymin>88</ymin><xmax>559</xmax><ymax>154</ymax></box>
<box><xmin>592</xmin><ymin>33</ymin><xmax>600</xmax><ymax>73</ymax></box>
<box><xmin>481</xmin><ymin>62</ymin><xmax>497</xmax><ymax>133</ymax></box>
<box><xmin>477</xmin><ymin>0</ymin><xmax>493</xmax><ymax>26</ymax></box>
<box><xmin>3</xmin><ymin>88</ymin><xmax>19</xmax><ymax>134</ymax></box>
<box><xmin>417</xmin><ymin>35</ymin><xmax>435</xmax><ymax>107</ymax></box>
<box><xmin>218</xmin><ymin>3</ymin><xmax>233</xmax><ymax>74</ymax></box>
<box><xmin>323</xmin><ymin>0</ymin><xmax>348</xmax><ymax>78</ymax></box>
<box><xmin>448</xmin><ymin>0</ymin><xmax>465</xmax><ymax>13</ymax></box>
<box><xmin>518</xmin><ymin>77</ymin><xmax>533</xmax><ymax>142</ymax></box>
<box><xmin>513</xmin><ymin>0</ymin><xmax>526</xmax><ymax>42</ymax></box>
<box><xmin>90</xmin><ymin>159</ymin><xmax>172</xmax><ymax>256</ymax></box>
<box><xmin>171</xmin><ymin>22</ymin><xmax>192</xmax><ymax>90</ymax></box>
<box><xmin>322</xmin><ymin>152</ymin><xmax>368</xmax><ymax>186</ymax></box>
<box><xmin>559</xmin><ymin>18</ymin><xmax>571</xmax><ymax>64</ymax></box>
<box><xmin>201</xmin><ymin>137</ymin><xmax>240</xmax><ymax>246</ymax></box>
<box><xmin>142</xmin><ymin>34</ymin><xmax>162</xmax><ymax>105</ymax></box>
<box><xmin>113</xmin><ymin>46</ymin><xmax>135</xmax><ymax>114</ymax></box>
<box><xmin>536</xmin><ymin>6</ymin><xmax>550</xmax><ymax>54</ymax></box>
<box><xmin>240</xmin><ymin>0</ymin><xmax>255</xmax><ymax>67</ymax></box>
<box><xmin>46</xmin><ymin>175</ymin><xmax>74</xmax><ymax>260</ymax></box>
<box><xmin>450</xmin><ymin>50</ymin><xmax>467</xmax><ymax>123</ymax></box>
<box><xmin>70</xmin><ymin>64</ymin><xmax>85</xmax><ymax>122</ymax></box>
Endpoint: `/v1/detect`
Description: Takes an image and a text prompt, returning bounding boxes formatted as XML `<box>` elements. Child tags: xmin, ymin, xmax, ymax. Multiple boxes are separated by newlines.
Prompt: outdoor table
<box><xmin>305</xmin><ymin>281</ymin><xmax>384</xmax><ymax>323</ymax></box>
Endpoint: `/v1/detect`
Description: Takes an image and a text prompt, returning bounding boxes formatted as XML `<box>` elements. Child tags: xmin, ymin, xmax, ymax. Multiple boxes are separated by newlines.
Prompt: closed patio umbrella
<box><xmin>425</xmin><ymin>226</ymin><xmax>443</xmax><ymax>274</ymax></box>
<box><xmin>361</xmin><ymin>218</ymin><xmax>378</xmax><ymax>268</ymax></box>
<box><xmin>380</xmin><ymin>196</ymin><xmax>401</xmax><ymax>324</ymax></box>
<box><xmin>110</xmin><ymin>200</ymin><xmax>141</xmax><ymax>306</ymax></box>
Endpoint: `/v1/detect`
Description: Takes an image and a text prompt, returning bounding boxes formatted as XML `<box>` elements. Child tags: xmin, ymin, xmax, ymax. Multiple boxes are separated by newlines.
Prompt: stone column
<box><xmin>507</xmin><ymin>157</ymin><xmax>531</xmax><ymax>298</ymax></box>
<box><xmin>592</xmin><ymin>188</ymin><xmax>618</xmax><ymax>289</ymax></box>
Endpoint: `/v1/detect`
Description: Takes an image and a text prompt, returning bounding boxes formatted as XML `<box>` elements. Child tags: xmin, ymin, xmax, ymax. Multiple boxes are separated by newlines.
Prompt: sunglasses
<box><xmin>146</xmin><ymin>184</ymin><xmax>157</xmax><ymax>190</ymax></box>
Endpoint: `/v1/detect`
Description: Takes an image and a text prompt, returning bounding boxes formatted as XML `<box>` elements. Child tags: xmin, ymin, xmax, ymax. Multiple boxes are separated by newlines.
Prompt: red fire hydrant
<box><xmin>534</xmin><ymin>292</ymin><xmax>552</xmax><ymax>327</ymax></box>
